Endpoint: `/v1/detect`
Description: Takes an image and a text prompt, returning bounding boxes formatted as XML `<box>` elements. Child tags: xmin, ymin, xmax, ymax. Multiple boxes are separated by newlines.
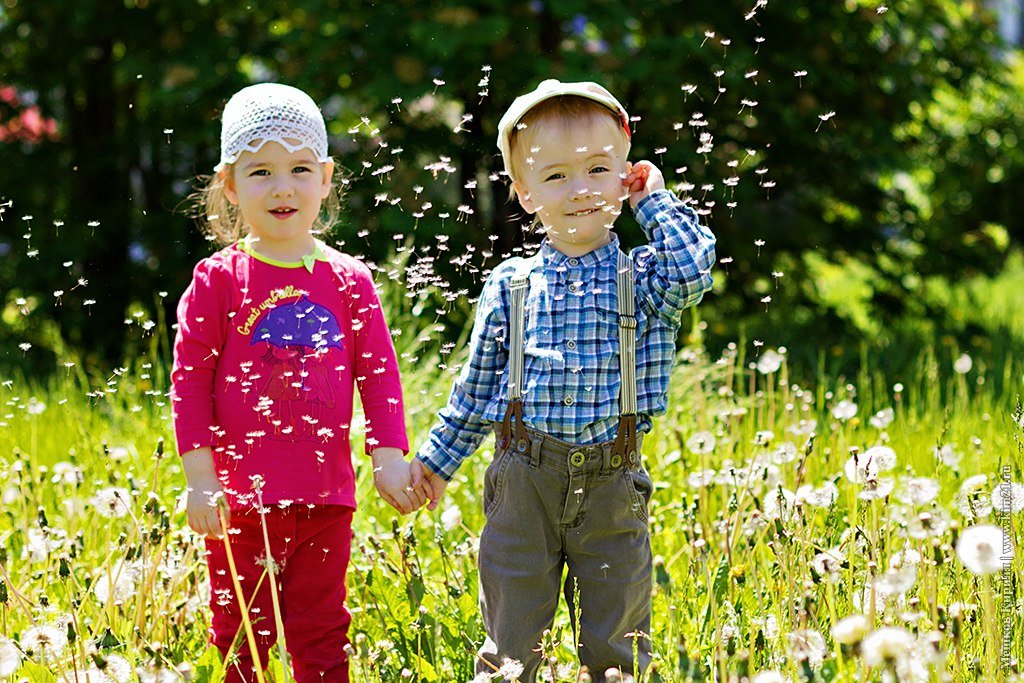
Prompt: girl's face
<box><xmin>223</xmin><ymin>140</ymin><xmax>333</xmax><ymax>259</ymax></box>
<box><xmin>512</xmin><ymin>112</ymin><xmax>630</xmax><ymax>257</ymax></box>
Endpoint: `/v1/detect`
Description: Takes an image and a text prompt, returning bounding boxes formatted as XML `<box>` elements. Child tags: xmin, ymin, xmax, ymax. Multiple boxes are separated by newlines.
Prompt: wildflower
<box><xmin>136</xmin><ymin>664</ymin><xmax>179</xmax><ymax>683</ymax></box>
<box><xmin>686</xmin><ymin>431</ymin><xmax>716</xmax><ymax>454</ymax></box>
<box><xmin>497</xmin><ymin>658</ymin><xmax>525</xmax><ymax>680</ymax></box>
<box><xmin>26</xmin><ymin>397</ymin><xmax>46</xmax><ymax>415</ymax></box>
<box><xmin>93</xmin><ymin>562</ymin><xmax>141</xmax><ymax>605</ymax></box>
<box><xmin>831</xmin><ymin>614</ymin><xmax>869</xmax><ymax>645</ymax></box>
<box><xmin>858</xmin><ymin>477</ymin><xmax>894</xmax><ymax>501</ymax></box>
<box><xmin>686</xmin><ymin>469</ymin><xmax>716</xmax><ymax>488</ymax></box>
<box><xmin>50</xmin><ymin>461</ymin><xmax>83</xmax><ymax>486</ymax></box>
<box><xmin>753</xmin><ymin>430</ymin><xmax>775</xmax><ymax>447</ymax></box>
<box><xmin>91</xmin><ymin>487</ymin><xmax>132</xmax><ymax>518</ymax></box>
<box><xmin>0</xmin><ymin>639</ymin><xmax>21</xmax><ymax>677</ymax></box>
<box><xmin>953</xmin><ymin>353</ymin><xmax>972</xmax><ymax>374</ymax></box>
<box><xmin>756</xmin><ymin>349</ymin><xmax>784</xmax><ymax>374</ymax></box>
<box><xmin>762</xmin><ymin>487</ymin><xmax>796</xmax><ymax>521</ymax></box>
<box><xmin>786</xmin><ymin>628</ymin><xmax>826</xmax><ymax>668</ymax></box>
<box><xmin>860</xmin><ymin>627</ymin><xmax>914</xmax><ymax>667</ymax></box>
<box><xmin>750</xmin><ymin>613</ymin><xmax>780</xmax><ymax>641</ymax></box>
<box><xmin>895</xmin><ymin>477</ymin><xmax>940</xmax><ymax>506</ymax></box>
<box><xmin>869</xmin><ymin>407</ymin><xmax>894</xmax><ymax>429</ymax></box>
<box><xmin>831</xmin><ymin>400</ymin><xmax>857</xmax><ymax>421</ymax></box>
<box><xmin>954</xmin><ymin>475</ymin><xmax>993</xmax><ymax>518</ymax></box>
<box><xmin>991</xmin><ymin>481</ymin><xmax>1024</xmax><ymax>514</ymax></box>
<box><xmin>811</xmin><ymin>548</ymin><xmax>845</xmax><ymax>577</ymax></box>
<box><xmin>21</xmin><ymin>623</ymin><xmax>67</xmax><ymax>661</ymax></box>
<box><xmin>751</xmin><ymin>672</ymin><xmax>792</xmax><ymax>683</ymax></box>
<box><xmin>888</xmin><ymin>548</ymin><xmax>922</xmax><ymax>569</ymax></box>
<box><xmin>956</xmin><ymin>524</ymin><xmax>1011</xmax><ymax>576</ymax></box>
<box><xmin>771</xmin><ymin>441</ymin><xmax>798</xmax><ymax>464</ymax></box>
<box><xmin>844</xmin><ymin>451</ymin><xmax>874</xmax><ymax>484</ymax></box>
<box><xmin>933</xmin><ymin>444</ymin><xmax>960</xmax><ymax>467</ymax></box>
<box><xmin>863</xmin><ymin>445</ymin><xmax>897</xmax><ymax>471</ymax></box>
<box><xmin>23</xmin><ymin>527</ymin><xmax>68</xmax><ymax>563</ymax></box>
<box><xmin>875</xmin><ymin>564</ymin><xmax>917</xmax><ymax>596</ymax></box>
<box><xmin>904</xmin><ymin>510</ymin><xmax>950</xmax><ymax>540</ymax></box>
<box><xmin>786</xmin><ymin>418</ymin><xmax>817</xmax><ymax>436</ymax></box>
<box><xmin>441</xmin><ymin>505</ymin><xmax>462</xmax><ymax>531</ymax></box>
<box><xmin>797</xmin><ymin>481</ymin><xmax>838</xmax><ymax>508</ymax></box>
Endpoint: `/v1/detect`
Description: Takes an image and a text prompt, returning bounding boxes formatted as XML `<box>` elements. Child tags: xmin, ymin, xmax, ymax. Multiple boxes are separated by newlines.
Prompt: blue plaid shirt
<box><xmin>417</xmin><ymin>189</ymin><xmax>716</xmax><ymax>480</ymax></box>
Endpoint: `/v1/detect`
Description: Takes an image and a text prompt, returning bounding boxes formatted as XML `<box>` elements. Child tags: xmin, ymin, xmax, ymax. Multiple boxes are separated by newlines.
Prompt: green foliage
<box><xmin>2</xmin><ymin>0</ymin><xmax>1023</xmax><ymax>373</ymax></box>
<box><xmin>1</xmin><ymin>328</ymin><xmax>1023</xmax><ymax>680</ymax></box>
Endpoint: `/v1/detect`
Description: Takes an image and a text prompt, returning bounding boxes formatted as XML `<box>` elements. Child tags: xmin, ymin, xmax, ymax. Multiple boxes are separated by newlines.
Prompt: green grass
<box><xmin>0</xmin><ymin>331</ymin><xmax>1021</xmax><ymax>682</ymax></box>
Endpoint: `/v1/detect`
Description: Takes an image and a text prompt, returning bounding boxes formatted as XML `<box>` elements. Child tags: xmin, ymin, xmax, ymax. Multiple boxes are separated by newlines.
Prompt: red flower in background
<box><xmin>0</xmin><ymin>85</ymin><xmax>58</xmax><ymax>143</ymax></box>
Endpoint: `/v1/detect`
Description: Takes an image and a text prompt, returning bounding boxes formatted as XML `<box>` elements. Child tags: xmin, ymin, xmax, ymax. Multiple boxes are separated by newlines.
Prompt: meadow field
<box><xmin>0</xmin><ymin>310</ymin><xmax>1020</xmax><ymax>682</ymax></box>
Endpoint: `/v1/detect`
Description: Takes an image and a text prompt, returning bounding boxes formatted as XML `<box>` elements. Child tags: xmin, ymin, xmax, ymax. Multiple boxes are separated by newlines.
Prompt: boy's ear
<box><xmin>221</xmin><ymin>169</ymin><xmax>239</xmax><ymax>206</ymax></box>
<box><xmin>513</xmin><ymin>181</ymin><xmax>536</xmax><ymax>214</ymax></box>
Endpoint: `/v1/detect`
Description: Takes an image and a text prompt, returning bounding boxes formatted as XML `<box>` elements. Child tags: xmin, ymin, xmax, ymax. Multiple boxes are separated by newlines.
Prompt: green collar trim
<box><xmin>237</xmin><ymin>238</ymin><xmax>328</xmax><ymax>273</ymax></box>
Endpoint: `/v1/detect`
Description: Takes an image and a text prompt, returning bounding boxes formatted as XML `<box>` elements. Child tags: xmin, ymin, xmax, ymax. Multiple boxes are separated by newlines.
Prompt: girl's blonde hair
<box><xmin>190</xmin><ymin>163</ymin><xmax>345</xmax><ymax>246</ymax></box>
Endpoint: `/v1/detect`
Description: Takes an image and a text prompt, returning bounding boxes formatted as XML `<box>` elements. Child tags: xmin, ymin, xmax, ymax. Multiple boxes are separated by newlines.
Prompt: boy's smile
<box><xmin>513</xmin><ymin>112</ymin><xmax>630</xmax><ymax>258</ymax></box>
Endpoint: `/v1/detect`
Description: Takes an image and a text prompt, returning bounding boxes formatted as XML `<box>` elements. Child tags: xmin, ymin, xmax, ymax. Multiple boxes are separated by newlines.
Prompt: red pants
<box><xmin>205</xmin><ymin>505</ymin><xmax>353</xmax><ymax>683</ymax></box>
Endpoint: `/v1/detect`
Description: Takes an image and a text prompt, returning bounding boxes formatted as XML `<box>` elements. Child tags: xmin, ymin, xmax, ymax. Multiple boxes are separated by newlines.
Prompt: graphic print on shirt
<box><xmin>244</xmin><ymin>290</ymin><xmax>343</xmax><ymax>443</ymax></box>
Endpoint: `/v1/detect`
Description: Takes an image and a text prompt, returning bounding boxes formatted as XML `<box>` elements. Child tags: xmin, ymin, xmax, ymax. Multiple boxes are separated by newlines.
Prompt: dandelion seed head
<box><xmin>956</xmin><ymin>524</ymin><xmax>1010</xmax><ymax>575</ymax></box>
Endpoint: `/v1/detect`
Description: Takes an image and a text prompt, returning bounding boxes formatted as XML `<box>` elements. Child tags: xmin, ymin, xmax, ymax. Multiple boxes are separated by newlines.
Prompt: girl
<box><xmin>171</xmin><ymin>82</ymin><xmax>424</xmax><ymax>682</ymax></box>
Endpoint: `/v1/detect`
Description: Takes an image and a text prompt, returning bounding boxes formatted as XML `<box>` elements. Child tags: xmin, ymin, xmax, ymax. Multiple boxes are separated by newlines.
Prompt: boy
<box><xmin>413</xmin><ymin>79</ymin><xmax>716</xmax><ymax>682</ymax></box>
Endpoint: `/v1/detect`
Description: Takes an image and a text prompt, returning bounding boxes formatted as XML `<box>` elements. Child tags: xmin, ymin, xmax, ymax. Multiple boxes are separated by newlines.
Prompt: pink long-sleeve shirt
<box><xmin>171</xmin><ymin>240</ymin><xmax>408</xmax><ymax>509</ymax></box>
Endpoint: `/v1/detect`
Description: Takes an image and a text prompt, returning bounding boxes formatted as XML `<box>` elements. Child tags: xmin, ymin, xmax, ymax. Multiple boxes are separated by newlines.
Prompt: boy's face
<box><xmin>222</xmin><ymin>139</ymin><xmax>333</xmax><ymax>258</ymax></box>
<box><xmin>512</xmin><ymin>112</ymin><xmax>630</xmax><ymax>258</ymax></box>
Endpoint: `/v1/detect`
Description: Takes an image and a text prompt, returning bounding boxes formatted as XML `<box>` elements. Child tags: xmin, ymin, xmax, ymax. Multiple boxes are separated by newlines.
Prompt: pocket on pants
<box><xmin>483</xmin><ymin>446</ymin><xmax>513</xmax><ymax>517</ymax></box>
<box><xmin>623</xmin><ymin>467</ymin><xmax>653</xmax><ymax>523</ymax></box>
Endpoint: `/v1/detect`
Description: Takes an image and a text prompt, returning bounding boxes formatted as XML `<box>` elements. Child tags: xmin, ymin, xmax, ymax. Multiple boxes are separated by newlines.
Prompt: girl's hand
<box><xmin>186</xmin><ymin>476</ymin><xmax>228</xmax><ymax>538</ymax></box>
<box><xmin>410</xmin><ymin>458</ymin><xmax>448</xmax><ymax>511</ymax></box>
<box><xmin>622</xmin><ymin>160</ymin><xmax>666</xmax><ymax>209</ymax></box>
<box><xmin>372</xmin><ymin>448</ymin><xmax>426</xmax><ymax>514</ymax></box>
<box><xmin>182</xmin><ymin>447</ymin><xmax>228</xmax><ymax>538</ymax></box>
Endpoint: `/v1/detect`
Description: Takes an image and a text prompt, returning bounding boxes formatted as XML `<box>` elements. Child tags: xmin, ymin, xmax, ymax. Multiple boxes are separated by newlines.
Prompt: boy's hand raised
<box><xmin>623</xmin><ymin>160</ymin><xmax>665</xmax><ymax>209</ymax></box>
<box><xmin>371</xmin><ymin>448</ymin><xmax>426</xmax><ymax>514</ymax></box>
<box><xmin>410</xmin><ymin>458</ymin><xmax>448</xmax><ymax>511</ymax></box>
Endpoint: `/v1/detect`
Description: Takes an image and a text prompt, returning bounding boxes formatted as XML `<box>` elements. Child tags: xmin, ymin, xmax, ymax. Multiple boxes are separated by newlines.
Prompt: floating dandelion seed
<box><xmin>816</xmin><ymin>111</ymin><xmax>836</xmax><ymax>132</ymax></box>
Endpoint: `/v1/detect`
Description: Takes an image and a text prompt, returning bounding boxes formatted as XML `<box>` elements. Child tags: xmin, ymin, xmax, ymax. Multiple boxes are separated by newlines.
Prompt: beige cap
<box><xmin>496</xmin><ymin>79</ymin><xmax>630</xmax><ymax>179</ymax></box>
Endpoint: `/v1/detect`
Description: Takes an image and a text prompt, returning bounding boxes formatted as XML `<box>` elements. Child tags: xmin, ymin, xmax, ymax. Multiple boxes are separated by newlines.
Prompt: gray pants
<box><xmin>477</xmin><ymin>426</ymin><xmax>653</xmax><ymax>683</ymax></box>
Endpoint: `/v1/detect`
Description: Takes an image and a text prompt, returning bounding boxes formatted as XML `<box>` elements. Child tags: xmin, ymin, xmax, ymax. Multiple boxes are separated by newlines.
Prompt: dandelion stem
<box><xmin>218</xmin><ymin>501</ymin><xmax>267</xmax><ymax>683</ymax></box>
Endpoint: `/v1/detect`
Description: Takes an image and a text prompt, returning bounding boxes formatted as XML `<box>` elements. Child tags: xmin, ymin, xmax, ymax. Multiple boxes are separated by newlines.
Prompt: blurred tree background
<box><xmin>1</xmin><ymin>0</ymin><xmax>1022</xmax><ymax>377</ymax></box>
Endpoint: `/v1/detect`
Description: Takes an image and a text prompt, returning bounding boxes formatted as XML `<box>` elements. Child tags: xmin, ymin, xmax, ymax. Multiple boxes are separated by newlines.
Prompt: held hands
<box><xmin>623</xmin><ymin>160</ymin><xmax>665</xmax><ymax>209</ymax></box>
<box><xmin>410</xmin><ymin>458</ymin><xmax>447</xmax><ymax>512</ymax></box>
<box><xmin>371</xmin><ymin>448</ymin><xmax>429</xmax><ymax>515</ymax></box>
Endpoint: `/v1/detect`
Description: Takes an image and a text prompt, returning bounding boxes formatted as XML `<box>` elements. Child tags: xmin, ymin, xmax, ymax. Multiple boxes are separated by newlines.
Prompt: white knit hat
<box><xmin>215</xmin><ymin>83</ymin><xmax>330</xmax><ymax>171</ymax></box>
<box><xmin>496</xmin><ymin>79</ymin><xmax>631</xmax><ymax>179</ymax></box>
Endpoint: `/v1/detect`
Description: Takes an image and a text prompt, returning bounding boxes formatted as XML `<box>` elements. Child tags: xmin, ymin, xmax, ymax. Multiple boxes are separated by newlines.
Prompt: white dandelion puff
<box><xmin>956</xmin><ymin>524</ymin><xmax>1011</xmax><ymax>576</ymax></box>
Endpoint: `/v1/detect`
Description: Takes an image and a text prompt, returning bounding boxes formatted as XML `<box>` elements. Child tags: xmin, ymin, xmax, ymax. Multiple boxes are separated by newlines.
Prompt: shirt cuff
<box><xmin>633</xmin><ymin>188</ymin><xmax>680</xmax><ymax>225</ymax></box>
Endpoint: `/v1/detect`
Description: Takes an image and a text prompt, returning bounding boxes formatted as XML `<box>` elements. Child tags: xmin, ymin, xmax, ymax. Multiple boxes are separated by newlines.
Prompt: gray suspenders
<box><xmin>498</xmin><ymin>251</ymin><xmax>639</xmax><ymax>463</ymax></box>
